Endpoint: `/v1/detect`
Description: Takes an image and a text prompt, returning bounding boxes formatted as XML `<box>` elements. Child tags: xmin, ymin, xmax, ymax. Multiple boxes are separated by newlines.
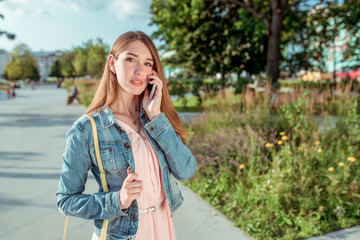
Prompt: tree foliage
<box><xmin>0</xmin><ymin>0</ymin><xmax>15</xmax><ymax>40</ymax></box>
<box><xmin>86</xmin><ymin>39</ymin><xmax>108</xmax><ymax>76</ymax></box>
<box><xmin>151</xmin><ymin>0</ymin><xmax>359</xmax><ymax>84</ymax></box>
<box><xmin>281</xmin><ymin>0</ymin><xmax>360</xmax><ymax>74</ymax></box>
<box><xmin>50</xmin><ymin>38</ymin><xmax>109</xmax><ymax>78</ymax></box>
<box><xmin>3</xmin><ymin>44</ymin><xmax>39</xmax><ymax>81</ymax></box>
<box><xmin>50</xmin><ymin>59</ymin><xmax>62</xmax><ymax>78</ymax></box>
<box><xmin>151</xmin><ymin>0</ymin><xmax>267</xmax><ymax>83</ymax></box>
<box><xmin>338</xmin><ymin>0</ymin><xmax>360</xmax><ymax>66</ymax></box>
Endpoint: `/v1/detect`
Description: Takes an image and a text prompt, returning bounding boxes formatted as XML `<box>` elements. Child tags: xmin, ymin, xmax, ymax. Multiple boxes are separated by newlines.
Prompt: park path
<box><xmin>0</xmin><ymin>85</ymin><xmax>251</xmax><ymax>240</ymax></box>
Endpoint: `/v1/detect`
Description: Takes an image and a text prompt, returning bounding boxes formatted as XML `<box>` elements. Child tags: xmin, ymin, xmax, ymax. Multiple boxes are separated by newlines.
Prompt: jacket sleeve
<box><xmin>144</xmin><ymin>113</ymin><xmax>197</xmax><ymax>181</ymax></box>
<box><xmin>56</xmin><ymin>124</ymin><xmax>127</xmax><ymax>219</ymax></box>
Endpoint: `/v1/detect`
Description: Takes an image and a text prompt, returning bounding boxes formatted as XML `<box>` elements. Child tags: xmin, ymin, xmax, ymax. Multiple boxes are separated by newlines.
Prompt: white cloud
<box><xmin>1</xmin><ymin>0</ymin><xmax>53</xmax><ymax>17</ymax></box>
<box><xmin>43</xmin><ymin>0</ymin><xmax>106</xmax><ymax>12</ymax></box>
<box><xmin>1</xmin><ymin>0</ymin><xmax>151</xmax><ymax>19</ymax></box>
<box><xmin>107</xmin><ymin>0</ymin><xmax>152</xmax><ymax>20</ymax></box>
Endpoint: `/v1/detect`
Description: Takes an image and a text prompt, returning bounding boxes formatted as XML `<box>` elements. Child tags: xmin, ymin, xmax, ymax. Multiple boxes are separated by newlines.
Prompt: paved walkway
<box><xmin>1</xmin><ymin>86</ymin><xmax>359</xmax><ymax>240</ymax></box>
<box><xmin>0</xmin><ymin>85</ymin><xmax>251</xmax><ymax>240</ymax></box>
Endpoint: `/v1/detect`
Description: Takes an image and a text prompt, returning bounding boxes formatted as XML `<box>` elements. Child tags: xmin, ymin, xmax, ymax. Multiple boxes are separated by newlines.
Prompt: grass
<box><xmin>172</xmin><ymin>96</ymin><xmax>201</xmax><ymax>112</ymax></box>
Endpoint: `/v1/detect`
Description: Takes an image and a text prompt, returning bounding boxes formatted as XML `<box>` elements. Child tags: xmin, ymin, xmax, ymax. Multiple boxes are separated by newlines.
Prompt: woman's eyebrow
<box><xmin>125</xmin><ymin>52</ymin><xmax>154</xmax><ymax>62</ymax></box>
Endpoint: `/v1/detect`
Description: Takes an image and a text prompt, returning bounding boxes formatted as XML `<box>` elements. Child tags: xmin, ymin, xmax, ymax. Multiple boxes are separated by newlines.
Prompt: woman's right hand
<box><xmin>119</xmin><ymin>169</ymin><xmax>143</xmax><ymax>210</ymax></box>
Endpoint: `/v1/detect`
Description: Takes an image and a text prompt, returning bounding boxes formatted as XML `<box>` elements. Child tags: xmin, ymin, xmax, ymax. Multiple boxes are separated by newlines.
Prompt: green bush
<box><xmin>185</xmin><ymin>91</ymin><xmax>360</xmax><ymax>239</ymax></box>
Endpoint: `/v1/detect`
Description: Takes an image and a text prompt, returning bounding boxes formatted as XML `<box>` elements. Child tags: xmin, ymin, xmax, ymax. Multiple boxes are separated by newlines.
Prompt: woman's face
<box><xmin>109</xmin><ymin>40</ymin><xmax>154</xmax><ymax>97</ymax></box>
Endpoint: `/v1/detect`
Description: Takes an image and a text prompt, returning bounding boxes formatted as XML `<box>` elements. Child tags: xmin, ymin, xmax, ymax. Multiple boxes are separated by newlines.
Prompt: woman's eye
<box><xmin>145</xmin><ymin>62</ymin><xmax>152</xmax><ymax>67</ymax></box>
<box><xmin>126</xmin><ymin>57</ymin><xmax>135</xmax><ymax>62</ymax></box>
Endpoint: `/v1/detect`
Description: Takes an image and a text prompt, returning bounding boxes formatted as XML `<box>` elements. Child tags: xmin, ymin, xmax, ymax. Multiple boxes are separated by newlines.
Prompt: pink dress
<box><xmin>92</xmin><ymin>119</ymin><xmax>176</xmax><ymax>240</ymax></box>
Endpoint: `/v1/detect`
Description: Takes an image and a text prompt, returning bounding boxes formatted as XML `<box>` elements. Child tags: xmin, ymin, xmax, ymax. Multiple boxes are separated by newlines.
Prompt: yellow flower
<box><xmin>289</xmin><ymin>151</ymin><xmax>293</xmax><ymax>155</ymax></box>
<box><xmin>265</xmin><ymin>143</ymin><xmax>274</xmax><ymax>148</ymax></box>
<box><xmin>277</xmin><ymin>140</ymin><xmax>283</xmax><ymax>145</ymax></box>
<box><xmin>281</xmin><ymin>136</ymin><xmax>289</xmax><ymax>141</ymax></box>
<box><xmin>328</xmin><ymin>167</ymin><xmax>334</xmax><ymax>172</ymax></box>
<box><xmin>338</xmin><ymin>162</ymin><xmax>345</xmax><ymax>167</ymax></box>
<box><xmin>317</xmin><ymin>148</ymin><xmax>322</xmax><ymax>153</ymax></box>
<box><xmin>347</xmin><ymin>157</ymin><xmax>356</xmax><ymax>162</ymax></box>
<box><xmin>239</xmin><ymin>164</ymin><xmax>245</xmax><ymax>169</ymax></box>
<box><xmin>279</xmin><ymin>132</ymin><xmax>286</xmax><ymax>136</ymax></box>
<box><xmin>315</xmin><ymin>141</ymin><xmax>321</xmax><ymax>145</ymax></box>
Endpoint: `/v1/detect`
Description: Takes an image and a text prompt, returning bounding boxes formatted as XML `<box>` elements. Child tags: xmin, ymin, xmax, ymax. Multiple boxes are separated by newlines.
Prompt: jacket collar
<box><xmin>98</xmin><ymin>104</ymin><xmax>149</xmax><ymax>128</ymax></box>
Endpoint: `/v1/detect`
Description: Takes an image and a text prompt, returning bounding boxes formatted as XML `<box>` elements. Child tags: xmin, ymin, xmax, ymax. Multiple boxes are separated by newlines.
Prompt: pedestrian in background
<box><xmin>56</xmin><ymin>31</ymin><xmax>197</xmax><ymax>240</ymax></box>
<box><xmin>11</xmin><ymin>86</ymin><xmax>16</xmax><ymax>98</ymax></box>
<box><xmin>6</xmin><ymin>87</ymin><xmax>11</xmax><ymax>99</ymax></box>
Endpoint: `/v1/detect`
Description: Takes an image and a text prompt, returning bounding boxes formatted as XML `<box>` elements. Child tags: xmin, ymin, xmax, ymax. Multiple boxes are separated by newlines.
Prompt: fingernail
<box><xmin>127</xmin><ymin>166</ymin><xmax>132</xmax><ymax>175</ymax></box>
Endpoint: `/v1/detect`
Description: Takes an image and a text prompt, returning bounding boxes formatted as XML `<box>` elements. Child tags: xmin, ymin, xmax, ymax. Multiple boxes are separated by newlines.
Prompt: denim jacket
<box><xmin>56</xmin><ymin>105</ymin><xmax>197</xmax><ymax>240</ymax></box>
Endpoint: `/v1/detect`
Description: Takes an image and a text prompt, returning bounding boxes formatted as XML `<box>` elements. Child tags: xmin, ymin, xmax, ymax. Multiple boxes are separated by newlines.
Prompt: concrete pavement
<box><xmin>0</xmin><ymin>85</ymin><xmax>251</xmax><ymax>240</ymax></box>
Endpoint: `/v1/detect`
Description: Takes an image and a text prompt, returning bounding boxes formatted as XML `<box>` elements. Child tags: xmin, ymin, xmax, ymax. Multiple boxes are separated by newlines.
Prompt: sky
<box><xmin>0</xmin><ymin>0</ymin><xmax>159</xmax><ymax>53</ymax></box>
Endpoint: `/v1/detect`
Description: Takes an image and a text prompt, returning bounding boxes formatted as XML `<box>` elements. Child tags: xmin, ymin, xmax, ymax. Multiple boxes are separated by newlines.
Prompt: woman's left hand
<box><xmin>142</xmin><ymin>69</ymin><xmax>163</xmax><ymax>120</ymax></box>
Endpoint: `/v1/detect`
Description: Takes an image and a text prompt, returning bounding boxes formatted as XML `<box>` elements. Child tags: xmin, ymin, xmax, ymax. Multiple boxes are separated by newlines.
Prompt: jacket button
<box><xmin>131</xmin><ymin>214</ymin><xmax>137</xmax><ymax>221</ymax></box>
<box><xmin>118</xmin><ymin>128</ymin><xmax>123</xmax><ymax>133</ymax></box>
<box><xmin>149</xmin><ymin>126</ymin><xmax>156</xmax><ymax>131</ymax></box>
<box><xmin>127</xmin><ymin>166</ymin><xmax>132</xmax><ymax>174</ymax></box>
<box><xmin>124</xmin><ymin>144</ymin><xmax>131</xmax><ymax>149</ymax></box>
<box><xmin>126</xmin><ymin>237</ymin><xmax>131</xmax><ymax>240</ymax></box>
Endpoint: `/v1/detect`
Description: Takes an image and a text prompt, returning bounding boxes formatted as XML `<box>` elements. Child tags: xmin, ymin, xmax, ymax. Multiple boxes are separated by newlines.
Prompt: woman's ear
<box><xmin>108</xmin><ymin>54</ymin><xmax>116</xmax><ymax>74</ymax></box>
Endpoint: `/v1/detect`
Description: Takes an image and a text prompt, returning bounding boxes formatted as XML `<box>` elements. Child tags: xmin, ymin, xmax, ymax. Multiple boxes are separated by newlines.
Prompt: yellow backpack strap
<box><xmin>62</xmin><ymin>216</ymin><xmax>69</xmax><ymax>240</ymax></box>
<box><xmin>86</xmin><ymin>114</ymin><xmax>109</xmax><ymax>240</ymax></box>
<box><xmin>86</xmin><ymin>114</ymin><xmax>108</xmax><ymax>192</ymax></box>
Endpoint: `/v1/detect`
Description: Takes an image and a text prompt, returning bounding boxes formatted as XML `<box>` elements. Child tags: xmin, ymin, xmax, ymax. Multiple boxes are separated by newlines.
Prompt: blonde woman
<box><xmin>56</xmin><ymin>31</ymin><xmax>197</xmax><ymax>240</ymax></box>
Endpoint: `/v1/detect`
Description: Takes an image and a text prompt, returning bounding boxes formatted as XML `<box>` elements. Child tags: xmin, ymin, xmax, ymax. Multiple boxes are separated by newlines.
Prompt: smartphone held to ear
<box><xmin>148</xmin><ymin>83</ymin><xmax>157</xmax><ymax>100</ymax></box>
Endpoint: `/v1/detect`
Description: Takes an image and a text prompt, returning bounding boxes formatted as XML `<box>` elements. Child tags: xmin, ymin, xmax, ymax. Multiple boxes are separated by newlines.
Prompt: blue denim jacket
<box><xmin>56</xmin><ymin>105</ymin><xmax>197</xmax><ymax>240</ymax></box>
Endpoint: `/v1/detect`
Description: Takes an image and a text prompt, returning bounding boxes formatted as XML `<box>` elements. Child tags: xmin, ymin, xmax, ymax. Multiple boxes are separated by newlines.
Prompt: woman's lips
<box><xmin>130</xmin><ymin>79</ymin><xmax>143</xmax><ymax>86</ymax></box>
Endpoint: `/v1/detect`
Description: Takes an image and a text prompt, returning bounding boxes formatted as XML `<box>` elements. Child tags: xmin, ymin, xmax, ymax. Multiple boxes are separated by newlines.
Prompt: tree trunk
<box><xmin>266</xmin><ymin>1</ymin><xmax>285</xmax><ymax>85</ymax></box>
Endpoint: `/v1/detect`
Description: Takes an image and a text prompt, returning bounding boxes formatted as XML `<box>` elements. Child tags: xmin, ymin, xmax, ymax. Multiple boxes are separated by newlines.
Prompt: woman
<box><xmin>56</xmin><ymin>31</ymin><xmax>197</xmax><ymax>240</ymax></box>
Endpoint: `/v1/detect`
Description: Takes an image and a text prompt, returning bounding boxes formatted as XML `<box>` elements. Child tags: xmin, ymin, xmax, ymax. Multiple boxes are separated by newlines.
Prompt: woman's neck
<box><xmin>109</xmin><ymin>92</ymin><xmax>139</xmax><ymax>118</ymax></box>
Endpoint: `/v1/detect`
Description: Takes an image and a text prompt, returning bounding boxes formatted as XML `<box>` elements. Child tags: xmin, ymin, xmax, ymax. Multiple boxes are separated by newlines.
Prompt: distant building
<box><xmin>0</xmin><ymin>49</ymin><xmax>12</xmax><ymax>80</ymax></box>
<box><xmin>31</xmin><ymin>51</ymin><xmax>64</xmax><ymax>81</ymax></box>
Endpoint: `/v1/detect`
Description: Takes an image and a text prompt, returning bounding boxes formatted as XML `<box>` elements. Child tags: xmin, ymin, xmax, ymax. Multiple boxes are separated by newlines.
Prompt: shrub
<box><xmin>185</xmin><ymin>90</ymin><xmax>360</xmax><ymax>239</ymax></box>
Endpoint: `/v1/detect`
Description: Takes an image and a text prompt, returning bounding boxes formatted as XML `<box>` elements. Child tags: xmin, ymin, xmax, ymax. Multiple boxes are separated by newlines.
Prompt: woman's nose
<box><xmin>134</xmin><ymin>63</ymin><xmax>144</xmax><ymax>75</ymax></box>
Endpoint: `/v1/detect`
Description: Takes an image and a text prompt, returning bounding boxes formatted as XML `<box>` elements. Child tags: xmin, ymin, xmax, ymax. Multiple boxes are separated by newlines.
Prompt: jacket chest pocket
<box><xmin>97</xmin><ymin>147</ymin><xmax>117</xmax><ymax>173</ymax></box>
<box><xmin>90</xmin><ymin>144</ymin><xmax>129</xmax><ymax>182</ymax></box>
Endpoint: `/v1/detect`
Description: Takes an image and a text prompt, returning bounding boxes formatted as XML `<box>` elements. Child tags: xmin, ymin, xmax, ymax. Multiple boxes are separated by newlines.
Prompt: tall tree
<box><xmin>338</xmin><ymin>0</ymin><xmax>360</xmax><ymax>67</ymax></box>
<box><xmin>50</xmin><ymin>59</ymin><xmax>62</xmax><ymax>78</ymax></box>
<box><xmin>59</xmin><ymin>51</ymin><xmax>76</xmax><ymax>78</ymax></box>
<box><xmin>54</xmin><ymin>38</ymin><xmax>109</xmax><ymax>78</ymax></box>
<box><xmin>151</xmin><ymin>0</ymin><xmax>267</xmax><ymax>83</ymax></box>
<box><xmin>221</xmin><ymin>0</ymin><xmax>343</xmax><ymax>84</ymax></box>
<box><xmin>3</xmin><ymin>44</ymin><xmax>39</xmax><ymax>80</ymax></box>
<box><xmin>72</xmin><ymin>48</ymin><xmax>87</xmax><ymax>77</ymax></box>
<box><xmin>86</xmin><ymin>38</ymin><xmax>108</xmax><ymax>77</ymax></box>
<box><xmin>281</xmin><ymin>0</ymin><xmax>360</xmax><ymax>75</ymax></box>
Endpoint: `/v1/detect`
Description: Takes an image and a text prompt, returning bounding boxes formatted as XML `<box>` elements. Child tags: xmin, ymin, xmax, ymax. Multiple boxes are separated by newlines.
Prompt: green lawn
<box><xmin>172</xmin><ymin>96</ymin><xmax>201</xmax><ymax>112</ymax></box>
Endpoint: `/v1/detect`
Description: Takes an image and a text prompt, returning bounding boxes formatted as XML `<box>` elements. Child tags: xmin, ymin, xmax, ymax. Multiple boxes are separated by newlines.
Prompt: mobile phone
<box><xmin>148</xmin><ymin>83</ymin><xmax>157</xmax><ymax>100</ymax></box>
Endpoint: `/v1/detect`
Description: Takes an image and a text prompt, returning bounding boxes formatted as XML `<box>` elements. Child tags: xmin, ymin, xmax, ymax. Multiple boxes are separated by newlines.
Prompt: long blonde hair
<box><xmin>86</xmin><ymin>31</ymin><xmax>188</xmax><ymax>144</ymax></box>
